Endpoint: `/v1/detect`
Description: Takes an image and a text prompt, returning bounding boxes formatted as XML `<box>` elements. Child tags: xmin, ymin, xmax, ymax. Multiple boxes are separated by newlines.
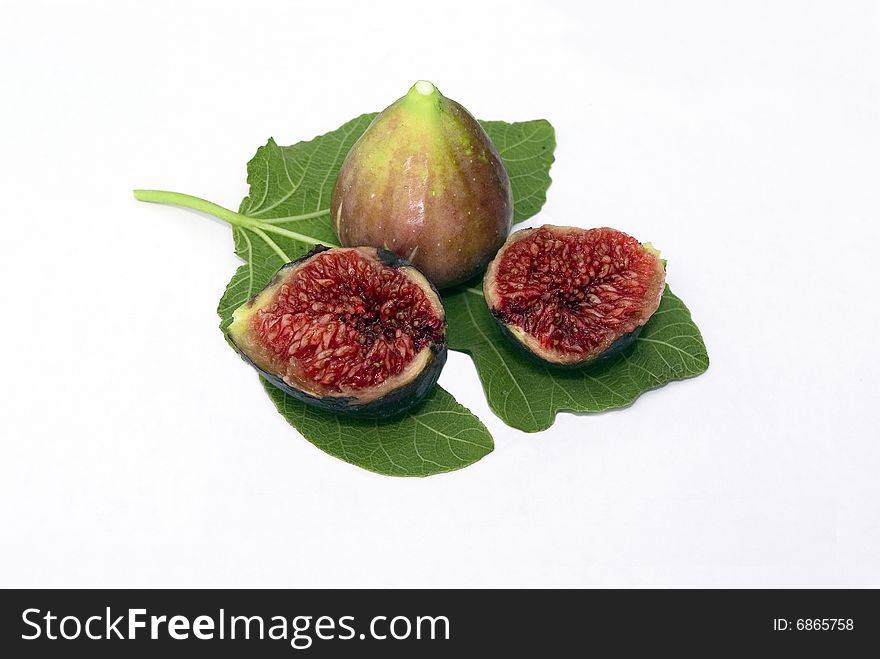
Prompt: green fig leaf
<box><xmin>444</xmin><ymin>285</ymin><xmax>709</xmax><ymax>432</ymax></box>
<box><xmin>261</xmin><ymin>380</ymin><xmax>493</xmax><ymax>477</ymax></box>
<box><xmin>482</xmin><ymin>119</ymin><xmax>556</xmax><ymax>224</ymax></box>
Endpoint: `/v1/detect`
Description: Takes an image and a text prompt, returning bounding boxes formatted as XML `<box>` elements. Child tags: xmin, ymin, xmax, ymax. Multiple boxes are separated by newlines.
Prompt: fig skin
<box><xmin>495</xmin><ymin>319</ymin><xmax>644</xmax><ymax>371</ymax></box>
<box><xmin>331</xmin><ymin>80</ymin><xmax>513</xmax><ymax>289</ymax></box>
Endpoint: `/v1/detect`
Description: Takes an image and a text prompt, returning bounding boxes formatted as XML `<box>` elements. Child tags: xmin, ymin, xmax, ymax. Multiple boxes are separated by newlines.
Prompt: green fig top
<box><xmin>331</xmin><ymin>80</ymin><xmax>513</xmax><ymax>289</ymax></box>
<box><xmin>404</xmin><ymin>80</ymin><xmax>444</xmax><ymax>113</ymax></box>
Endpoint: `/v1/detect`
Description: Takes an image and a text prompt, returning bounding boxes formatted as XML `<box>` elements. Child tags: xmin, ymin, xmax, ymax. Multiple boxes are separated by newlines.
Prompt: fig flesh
<box><xmin>227</xmin><ymin>246</ymin><xmax>447</xmax><ymax>418</ymax></box>
<box><xmin>331</xmin><ymin>80</ymin><xmax>513</xmax><ymax>289</ymax></box>
<box><xmin>484</xmin><ymin>226</ymin><xmax>666</xmax><ymax>367</ymax></box>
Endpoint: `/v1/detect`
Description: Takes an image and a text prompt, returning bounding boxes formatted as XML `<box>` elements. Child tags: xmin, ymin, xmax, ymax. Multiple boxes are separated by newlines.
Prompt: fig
<box><xmin>484</xmin><ymin>225</ymin><xmax>666</xmax><ymax>367</ymax></box>
<box><xmin>331</xmin><ymin>80</ymin><xmax>513</xmax><ymax>289</ymax></box>
<box><xmin>227</xmin><ymin>246</ymin><xmax>447</xmax><ymax>418</ymax></box>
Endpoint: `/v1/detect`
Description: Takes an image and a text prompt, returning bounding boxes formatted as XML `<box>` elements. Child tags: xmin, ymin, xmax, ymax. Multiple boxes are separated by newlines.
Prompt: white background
<box><xmin>1</xmin><ymin>0</ymin><xmax>878</xmax><ymax>588</ymax></box>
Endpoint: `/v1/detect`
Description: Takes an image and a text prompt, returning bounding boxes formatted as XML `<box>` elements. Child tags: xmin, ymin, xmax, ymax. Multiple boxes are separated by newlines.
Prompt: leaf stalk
<box><xmin>132</xmin><ymin>189</ymin><xmax>337</xmax><ymax>248</ymax></box>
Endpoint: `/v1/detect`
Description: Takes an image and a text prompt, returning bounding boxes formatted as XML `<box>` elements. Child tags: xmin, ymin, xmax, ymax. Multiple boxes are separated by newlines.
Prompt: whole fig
<box><xmin>331</xmin><ymin>80</ymin><xmax>512</xmax><ymax>289</ymax></box>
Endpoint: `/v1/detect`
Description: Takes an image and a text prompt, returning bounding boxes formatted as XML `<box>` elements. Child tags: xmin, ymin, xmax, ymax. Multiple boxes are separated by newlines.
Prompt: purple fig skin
<box><xmin>331</xmin><ymin>81</ymin><xmax>513</xmax><ymax>289</ymax></box>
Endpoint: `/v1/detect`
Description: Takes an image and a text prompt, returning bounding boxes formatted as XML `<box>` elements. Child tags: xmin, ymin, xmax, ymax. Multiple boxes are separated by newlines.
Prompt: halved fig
<box><xmin>484</xmin><ymin>225</ymin><xmax>665</xmax><ymax>367</ymax></box>
<box><xmin>227</xmin><ymin>246</ymin><xmax>447</xmax><ymax>418</ymax></box>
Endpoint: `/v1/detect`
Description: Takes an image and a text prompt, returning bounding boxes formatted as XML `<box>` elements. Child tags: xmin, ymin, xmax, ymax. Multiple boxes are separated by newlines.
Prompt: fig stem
<box><xmin>259</xmin><ymin>209</ymin><xmax>330</xmax><ymax>223</ymax></box>
<box><xmin>132</xmin><ymin>189</ymin><xmax>337</xmax><ymax>248</ymax></box>
<box><xmin>251</xmin><ymin>222</ymin><xmax>337</xmax><ymax>247</ymax></box>
<box><xmin>134</xmin><ymin>189</ymin><xmax>241</xmax><ymax>224</ymax></box>
<box><xmin>414</xmin><ymin>80</ymin><xmax>436</xmax><ymax>95</ymax></box>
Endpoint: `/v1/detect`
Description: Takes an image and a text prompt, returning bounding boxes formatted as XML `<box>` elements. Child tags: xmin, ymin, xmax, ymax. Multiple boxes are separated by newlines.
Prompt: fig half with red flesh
<box><xmin>227</xmin><ymin>246</ymin><xmax>447</xmax><ymax>418</ymax></box>
<box><xmin>484</xmin><ymin>226</ymin><xmax>666</xmax><ymax>367</ymax></box>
